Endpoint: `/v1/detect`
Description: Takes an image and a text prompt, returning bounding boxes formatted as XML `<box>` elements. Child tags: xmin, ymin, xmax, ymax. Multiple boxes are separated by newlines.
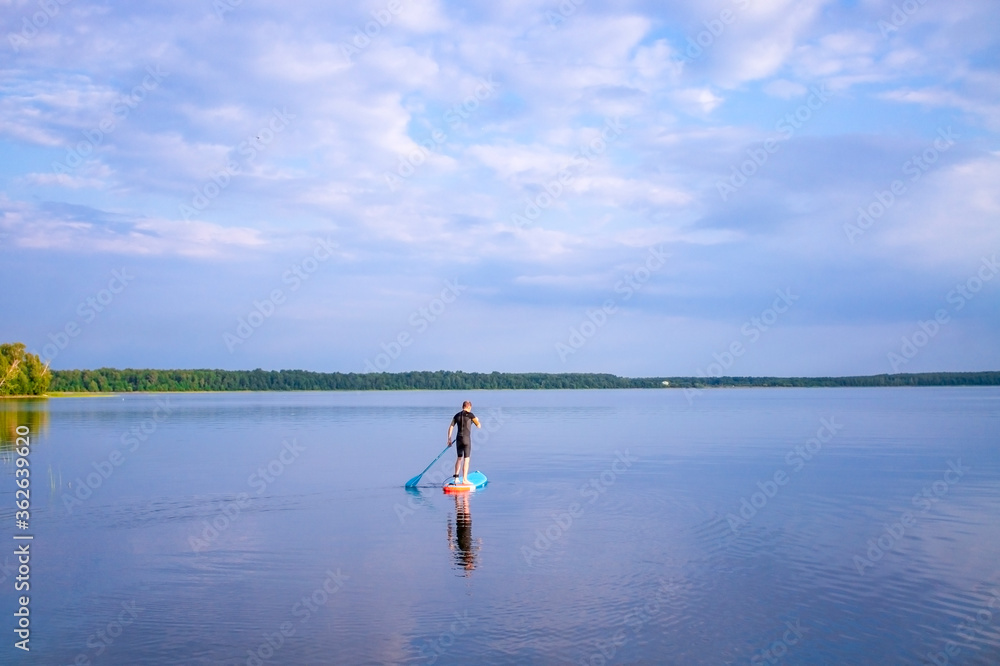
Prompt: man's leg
<box><xmin>454</xmin><ymin>455</ymin><xmax>462</xmax><ymax>479</ymax></box>
<box><xmin>462</xmin><ymin>456</ymin><xmax>470</xmax><ymax>483</ymax></box>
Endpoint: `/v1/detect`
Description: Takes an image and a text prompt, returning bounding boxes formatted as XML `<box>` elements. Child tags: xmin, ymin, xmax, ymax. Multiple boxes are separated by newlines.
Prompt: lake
<box><xmin>1</xmin><ymin>388</ymin><xmax>999</xmax><ymax>665</ymax></box>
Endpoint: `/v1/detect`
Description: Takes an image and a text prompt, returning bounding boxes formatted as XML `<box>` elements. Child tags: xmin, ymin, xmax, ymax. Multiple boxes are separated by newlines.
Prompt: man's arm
<box><xmin>473</xmin><ymin>417</ymin><xmax>481</xmax><ymax>428</ymax></box>
<box><xmin>447</xmin><ymin>421</ymin><xmax>454</xmax><ymax>444</ymax></box>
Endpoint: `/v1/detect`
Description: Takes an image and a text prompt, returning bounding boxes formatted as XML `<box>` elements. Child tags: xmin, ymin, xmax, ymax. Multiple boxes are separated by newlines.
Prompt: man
<box><xmin>447</xmin><ymin>400</ymin><xmax>481</xmax><ymax>484</ymax></box>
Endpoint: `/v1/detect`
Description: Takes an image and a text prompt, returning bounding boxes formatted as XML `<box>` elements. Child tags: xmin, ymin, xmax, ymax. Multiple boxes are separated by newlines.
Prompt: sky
<box><xmin>1</xmin><ymin>0</ymin><xmax>998</xmax><ymax>377</ymax></box>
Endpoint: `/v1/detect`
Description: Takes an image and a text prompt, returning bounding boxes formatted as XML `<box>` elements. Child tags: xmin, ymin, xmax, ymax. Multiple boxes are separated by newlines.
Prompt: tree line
<box><xmin>661</xmin><ymin>372</ymin><xmax>1000</xmax><ymax>388</ymax></box>
<box><xmin>47</xmin><ymin>369</ymin><xmax>660</xmax><ymax>392</ymax></box>
<box><xmin>1</xmin><ymin>341</ymin><xmax>997</xmax><ymax>394</ymax></box>
<box><xmin>45</xmin><ymin>367</ymin><xmax>1000</xmax><ymax>392</ymax></box>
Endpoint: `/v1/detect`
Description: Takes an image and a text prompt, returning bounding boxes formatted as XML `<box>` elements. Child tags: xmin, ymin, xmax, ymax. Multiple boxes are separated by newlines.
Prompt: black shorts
<box><xmin>456</xmin><ymin>442</ymin><xmax>470</xmax><ymax>458</ymax></box>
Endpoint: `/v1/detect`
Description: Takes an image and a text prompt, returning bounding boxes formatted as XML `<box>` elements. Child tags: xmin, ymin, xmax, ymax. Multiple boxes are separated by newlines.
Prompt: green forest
<box><xmin>48</xmin><ymin>368</ymin><xmax>660</xmax><ymax>392</ymax></box>
<box><xmin>1</xmin><ymin>341</ymin><xmax>998</xmax><ymax>394</ymax></box>
<box><xmin>0</xmin><ymin>343</ymin><xmax>51</xmax><ymax>396</ymax></box>
<box><xmin>46</xmin><ymin>367</ymin><xmax>1000</xmax><ymax>393</ymax></box>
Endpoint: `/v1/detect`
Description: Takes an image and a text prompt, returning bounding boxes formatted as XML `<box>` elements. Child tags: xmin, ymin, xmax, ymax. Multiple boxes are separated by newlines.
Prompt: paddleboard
<box><xmin>443</xmin><ymin>471</ymin><xmax>488</xmax><ymax>493</ymax></box>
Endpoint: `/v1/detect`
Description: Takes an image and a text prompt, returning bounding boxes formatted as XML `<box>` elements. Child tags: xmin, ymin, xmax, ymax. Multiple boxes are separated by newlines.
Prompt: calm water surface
<box><xmin>1</xmin><ymin>388</ymin><xmax>999</xmax><ymax>665</ymax></box>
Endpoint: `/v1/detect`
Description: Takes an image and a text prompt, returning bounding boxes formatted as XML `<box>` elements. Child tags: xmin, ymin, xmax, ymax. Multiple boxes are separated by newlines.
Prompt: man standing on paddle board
<box><xmin>448</xmin><ymin>401</ymin><xmax>481</xmax><ymax>484</ymax></box>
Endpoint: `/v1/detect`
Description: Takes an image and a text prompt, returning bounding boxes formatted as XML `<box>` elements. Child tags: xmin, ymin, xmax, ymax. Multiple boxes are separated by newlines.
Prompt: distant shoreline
<box><xmin>17</xmin><ymin>369</ymin><xmax>997</xmax><ymax>395</ymax></box>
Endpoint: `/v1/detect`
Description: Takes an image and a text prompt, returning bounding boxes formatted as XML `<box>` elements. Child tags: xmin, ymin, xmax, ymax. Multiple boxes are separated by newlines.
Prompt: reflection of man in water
<box><xmin>447</xmin><ymin>493</ymin><xmax>479</xmax><ymax>574</ymax></box>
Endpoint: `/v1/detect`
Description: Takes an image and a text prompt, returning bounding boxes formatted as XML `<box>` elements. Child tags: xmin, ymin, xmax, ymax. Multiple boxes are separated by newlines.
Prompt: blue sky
<box><xmin>1</xmin><ymin>0</ymin><xmax>998</xmax><ymax>376</ymax></box>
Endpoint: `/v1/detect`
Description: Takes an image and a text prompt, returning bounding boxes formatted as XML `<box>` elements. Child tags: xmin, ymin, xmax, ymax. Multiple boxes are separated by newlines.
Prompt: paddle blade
<box><xmin>404</xmin><ymin>475</ymin><xmax>422</xmax><ymax>488</ymax></box>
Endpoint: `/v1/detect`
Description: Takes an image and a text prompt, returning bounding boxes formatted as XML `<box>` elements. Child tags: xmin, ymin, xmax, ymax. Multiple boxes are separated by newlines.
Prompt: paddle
<box><xmin>405</xmin><ymin>443</ymin><xmax>451</xmax><ymax>488</ymax></box>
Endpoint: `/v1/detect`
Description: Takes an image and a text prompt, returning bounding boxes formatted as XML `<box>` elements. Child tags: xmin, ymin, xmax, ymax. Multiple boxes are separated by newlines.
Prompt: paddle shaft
<box><xmin>405</xmin><ymin>443</ymin><xmax>452</xmax><ymax>487</ymax></box>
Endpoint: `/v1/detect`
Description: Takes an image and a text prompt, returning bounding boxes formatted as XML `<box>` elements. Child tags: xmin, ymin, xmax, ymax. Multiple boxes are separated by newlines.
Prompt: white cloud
<box><xmin>879</xmin><ymin>86</ymin><xmax>1000</xmax><ymax>131</ymax></box>
<box><xmin>255</xmin><ymin>40</ymin><xmax>353</xmax><ymax>82</ymax></box>
<box><xmin>21</xmin><ymin>161</ymin><xmax>114</xmax><ymax>190</ymax></box>
<box><xmin>877</xmin><ymin>152</ymin><xmax>1000</xmax><ymax>266</ymax></box>
<box><xmin>700</xmin><ymin>0</ymin><xmax>833</xmax><ymax>87</ymax></box>
<box><xmin>389</xmin><ymin>0</ymin><xmax>451</xmax><ymax>33</ymax></box>
<box><xmin>0</xmin><ymin>198</ymin><xmax>266</xmax><ymax>258</ymax></box>
<box><xmin>0</xmin><ymin>71</ymin><xmax>117</xmax><ymax>146</ymax></box>
<box><xmin>672</xmin><ymin>87</ymin><xmax>724</xmax><ymax>114</ymax></box>
<box><xmin>466</xmin><ymin>142</ymin><xmax>569</xmax><ymax>182</ymax></box>
<box><xmin>632</xmin><ymin>39</ymin><xmax>684</xmax><ymax>84</ymax></box>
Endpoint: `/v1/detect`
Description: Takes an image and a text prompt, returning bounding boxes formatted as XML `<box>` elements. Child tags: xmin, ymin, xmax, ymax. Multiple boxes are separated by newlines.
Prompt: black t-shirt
<box><xmin>452</xmin><ymin>411</ymin><xmax>477</xmax><ymax>446</ymax></box>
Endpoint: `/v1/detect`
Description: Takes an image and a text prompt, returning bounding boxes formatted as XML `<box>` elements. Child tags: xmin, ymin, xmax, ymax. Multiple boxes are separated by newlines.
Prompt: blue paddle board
<box><xmin>443</xmin><ymin>471</ymin><xmax>488</xmax><ymax>493</ymax></box>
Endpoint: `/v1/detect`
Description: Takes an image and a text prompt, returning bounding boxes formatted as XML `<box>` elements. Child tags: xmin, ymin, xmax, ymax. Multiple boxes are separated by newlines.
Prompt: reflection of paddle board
<box><xmin>443</xmin><ymin>471</ymin><xmax>488</xmax><ymax>493</ymax></box>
